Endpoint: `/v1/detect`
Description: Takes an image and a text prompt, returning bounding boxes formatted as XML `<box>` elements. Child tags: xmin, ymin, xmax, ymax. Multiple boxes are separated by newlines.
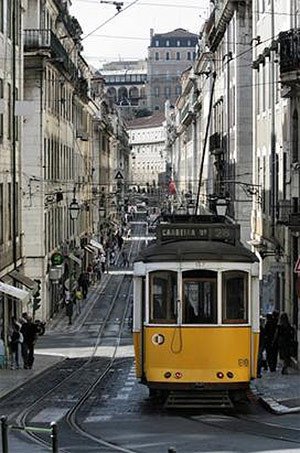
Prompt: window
<box><xmin>0</xmin><ymin>78</ymin><xmax>3</xmax><ymax>139</ymax></box>
<box><xmin>187</xmin><ymin>51</ymin><xmax>191</xmax><ymax>61</ymax></box>
<box><xmin>222</xmin><ymin>271</ymin><xmax>248</xmax><ymax>323</ymax></box>
<box><xmin>155</xmin><ymin>52</ymin><xmax>159</xmax><ymax>61</ymax></box>
<box><xmin>165</xmin><ymin>86</ymin><xmax>171</xmax><ymax>97</ymax></box>
<box><xmin>155</xmin><ymin>40</ymin><xmax>159</xmax><ymax>47</ymax></box>
<box><xmin>292</xmin><ymin>110</ymin><xmax>299</xmax><ymax>163</ymax></box>
<box><xmin>154</xmin><ymin>86</ymin><xmax>159</xmax><ymax>97</ymax></box>
<box><xmin>177</xmin><ymin>40</ymin><xmax>181</xmax><ymax>46</ymax></box>
<box><xmin>0</xmin><ymin>183</ymin><xmax>3</xmax><ymax>243</ymax></box>
<box><xmin>7</xmin><ymin>0</ymin><xmax>11</xmax><ymax>39</ymax></box>
<box><xmin>183</xmin><ymin>270</ymin><xmax>217</xmax><ymax>324</ymax></box>
<box><xmin>166</xmin><ymin>52</ymin><xmax>170</xmax><ymax>61</ymax></box>
<box><xmin>176</xmin><ymin>52</ymin><xmax>180</xmax><ymax>60</ymax></box>
<box><xmin>7</xmin><ymin>83</ymin><xmax>11</xmax><ymax>139</ymax></box>
<box><xmin>187</xmin><ymin>39</ymin><xmax>191</xmax><ymax>46</ymax></box>
<box><xmin>166</xmin><ymin>39</ymin><xmax>170</xmax><ymax>47</ymax></box>
<box><xmin>149</xmin><ymin>271</ymin><xmax>177</xmax><ymax>323</ymax></box>
<box><xmin>8</xmin><ymin>182</ymin><xmax>11</xmax><ymax>239</ymax></box>
<box><xmin>0</xmin><ymin>0</ymin><xmax>3</xmax><ymax>33</ymax></box>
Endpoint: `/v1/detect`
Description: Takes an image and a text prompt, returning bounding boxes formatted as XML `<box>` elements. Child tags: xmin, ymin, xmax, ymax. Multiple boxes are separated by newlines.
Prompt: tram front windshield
<box><xmin>148</xmin><ymin>269</ymin><xmax>249</xmax><ymax>325</ymax></box>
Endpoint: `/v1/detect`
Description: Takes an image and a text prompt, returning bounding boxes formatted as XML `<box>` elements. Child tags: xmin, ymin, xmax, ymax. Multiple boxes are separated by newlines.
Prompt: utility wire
<box><xmin>82</xmin><ymin>0</ymin><xmax>140</xmax><ymax>42</ymax></box>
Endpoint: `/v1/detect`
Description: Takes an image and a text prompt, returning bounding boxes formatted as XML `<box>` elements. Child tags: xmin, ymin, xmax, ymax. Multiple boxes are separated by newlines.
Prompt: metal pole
<box><xmin>1</xmin><ymin>416</ymin><xmax>9</xmax><ymax>453</ymax></box>
<box><xmin>50</xmin><ymin>422</ymin><xmax>58</xmax><ymax>453</ymax></box>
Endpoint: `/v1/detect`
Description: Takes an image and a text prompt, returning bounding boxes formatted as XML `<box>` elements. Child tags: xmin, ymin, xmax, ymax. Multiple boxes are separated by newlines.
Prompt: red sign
<box><xmin>294</xmin><ymin>257</ymin><xmax>300</xmax><ymax>273</ymax></box>
<box><xmin>168</xmin><ymin>179</ymin><xmax>176</xmax><ymax>195</ymax></box>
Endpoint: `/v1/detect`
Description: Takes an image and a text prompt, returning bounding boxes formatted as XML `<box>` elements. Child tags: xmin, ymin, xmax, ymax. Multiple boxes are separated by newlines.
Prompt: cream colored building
<box><xmin>127</xmin><ymin>112</ymin><xmax>167</xmax><ymax>190</ymax></box>
<box><xmin>251</xmin><ymin>0</ymin><xmax>300</xmax><ymax>342</ymax></box>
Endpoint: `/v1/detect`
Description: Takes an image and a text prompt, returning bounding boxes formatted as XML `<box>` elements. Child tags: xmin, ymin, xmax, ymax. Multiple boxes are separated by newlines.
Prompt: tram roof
<box><xmin>137</xmin><ymin>240</ymin><xmax>258</xmax><ymax>263</ymax></box>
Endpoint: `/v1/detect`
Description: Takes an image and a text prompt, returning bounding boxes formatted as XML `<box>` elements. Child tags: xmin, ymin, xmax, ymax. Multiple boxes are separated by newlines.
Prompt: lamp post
<box><xmin>215</xmin><ymin>197</ymin><xmax>229</xmax><ymax>217</ymax></box>
<box><xmin>69</xmin><ymin>198</ymin><xmax>80</xmax><ymax>221</ymax></box>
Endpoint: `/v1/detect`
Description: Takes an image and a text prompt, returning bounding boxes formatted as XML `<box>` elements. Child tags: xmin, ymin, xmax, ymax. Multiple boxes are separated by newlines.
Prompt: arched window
<box><xmin>129</xmin><ymin>86</ymin><xmax>139</xmax><ymax>105</ymax></box>
<box><xmin>107</xmin><ymin>87</ymin><xmax>117</xmax><ymax>103</ymax></box>
<box><xmin>118</xmin><ymin>87</ymin><xmax>128</xmax><ymax>104</ymax></box>
<box><xmin>292</xmin><ymin>109</ymin><xmax>299</xmax><ymax>163</ymax></box>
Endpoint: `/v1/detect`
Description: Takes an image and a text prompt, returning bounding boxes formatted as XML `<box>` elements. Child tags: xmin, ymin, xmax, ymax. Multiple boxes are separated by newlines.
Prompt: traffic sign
<box><xmin>115</xmin><ymin>171</ymin><xmax>124</xmax><ymax>180</ymax></box>
<box><xmin>294</xmin><ymin>256</ymin><xmax>300</xmax><ymax>273</ymax></box>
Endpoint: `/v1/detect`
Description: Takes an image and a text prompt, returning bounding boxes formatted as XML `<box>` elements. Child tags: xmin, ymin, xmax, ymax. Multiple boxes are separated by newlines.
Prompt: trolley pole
<box><xmin>1</xmin><ymin>416</ymin><xmax>9</xmax><ymax>453</ymax></box>
<box><xmin>51</xmin><ymin>422</ymin><xmax>58</xmax><ymax>453</ymax></box>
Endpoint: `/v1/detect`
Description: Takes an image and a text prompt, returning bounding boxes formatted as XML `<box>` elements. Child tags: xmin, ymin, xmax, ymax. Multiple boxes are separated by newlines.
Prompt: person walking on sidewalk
<box><xmin>264</xmin><ymin>312</ymin><xmax>278</xmax><ymax>372</ymax></box>
<box><xmin>65</xmin><ymin>289</ymin><xmax>74</xmax><ymax>325</ymax></box>
<box><xmin>24</xmin><ymin>316</ymin><xmax>38</xmax><ymax>369</ymax></box>
<box><xmin>9</xmin><ymin>323</ymin><xmax>23</xmax><ymax>370</ymax></box>
<box><xmin>274</xmin><ymin>312</ymin><xmax>296</xmax><ymax>375</ymax></box>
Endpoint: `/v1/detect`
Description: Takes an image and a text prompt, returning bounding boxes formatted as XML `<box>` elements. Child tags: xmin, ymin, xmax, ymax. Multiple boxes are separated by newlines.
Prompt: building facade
<box><xmin>101</xmin><ymin>60</ymin><xmax>148</xmax><ymax>120</ymax></box>
<box><xmin>251</xmin><ymin>0</ymin><xmax>300</xmax><ymax>337</ymax></box>
<box><xmin>147</xmin><ymin>28</ymin><xmax>198</xmax><ymax>112</ymax></box>
<box><xmin>127</xmin><ymin>112</ymin><xmax>167</xmax><ymax>191</ymax></box>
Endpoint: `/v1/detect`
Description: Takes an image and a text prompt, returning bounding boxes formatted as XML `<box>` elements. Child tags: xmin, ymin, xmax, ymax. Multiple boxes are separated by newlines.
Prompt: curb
<box><xmin>250</xmin><ymin>382</ymin><xmax>300</xmax><ymax>415</ymax></box>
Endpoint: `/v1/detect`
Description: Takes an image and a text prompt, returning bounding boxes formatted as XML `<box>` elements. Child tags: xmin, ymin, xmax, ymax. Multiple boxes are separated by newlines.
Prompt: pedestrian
<box><xmin>257</xmin><ymin>316</ymin><xmax>267</xmax><ymax>378</ymax></box>
<box><xmin>24</xmin><ymin>316</ymin><xmax>38</xmax><ymax>369</ymax></box>
<box><xmin>78</xmin><ymin>272</ymin><xmax>89</xmax><ymax>299</ymax></box>
<box><xmin>121</xmin><ymin>250</ymin><xmax>129</xmax><ymax>267</ymax></box>
<box><xmin>100</xmin><ymin>253</ymin><xmax>106</xmax><ymax>273</ymax></box>
<box><xmin>65</xmin><ymin>294</ymin><xmax>74</xmax><ymax>326</ymax></box>
<box><xmin>264</xmin><ymin>312</ymin><xmax>278</xmax><ymax>372</ymax></box>
<box><xmin>75</xmin><ymin>287</ymin><xmax>83</xmax><ymax>314</ymax></box>
<box><xmin>274</xmin><ymin>312</ymin><xmax>296</xmax><ymax>375</ymax></box>
<box><xmin>9</xmin><ymin>323</ymin><xmax>23</xmax><ymax>370</ymax></box>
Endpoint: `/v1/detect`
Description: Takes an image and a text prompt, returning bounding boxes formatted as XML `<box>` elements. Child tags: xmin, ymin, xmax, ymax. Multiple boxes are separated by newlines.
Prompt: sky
<box><xmin>70</xmin><ymin>0</ymin><xmax>211</xmax><ymax>68</ymax></box>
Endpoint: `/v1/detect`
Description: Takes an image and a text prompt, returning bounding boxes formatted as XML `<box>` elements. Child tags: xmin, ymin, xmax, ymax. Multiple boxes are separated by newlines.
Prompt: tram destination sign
<box><xmin>158</xmin><ymin>223</ymin><xmax>239</xmax><ymax>244</ymax></box>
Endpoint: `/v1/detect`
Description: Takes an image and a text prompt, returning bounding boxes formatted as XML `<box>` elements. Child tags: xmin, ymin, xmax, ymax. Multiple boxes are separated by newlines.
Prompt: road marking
<box><xmin>32</xmin><ymin>407</ymin><xmax>70</xmax><ymax>423</ymax></box>
<box><xmin>85</xmin><ymin>415</ymin><xmax>112</xmax><ymax>422</ymax></box>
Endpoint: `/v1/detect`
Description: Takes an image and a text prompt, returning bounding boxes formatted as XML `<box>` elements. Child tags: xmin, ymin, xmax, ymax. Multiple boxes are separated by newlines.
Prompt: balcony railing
<box><xmin>24</xmin><ymin>29</ymin><xmax>78</xmax><ymax>80</ymax></box>
<box><xmin>277</xmin><ymin>199</ymin><xmax>300</xmax><ymax>228</ymax></box>
<box><xmin>279</xmin><ymin>28</ymin><xmax>300</xmax><ymax>74</ymax></box>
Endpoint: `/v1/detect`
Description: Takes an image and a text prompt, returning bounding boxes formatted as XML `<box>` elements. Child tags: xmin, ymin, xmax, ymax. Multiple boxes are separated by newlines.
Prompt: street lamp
<box><xmin>187</xmin><ymin>201</ymin><xmax>195</xmax><ymax>216</ymax></box>
<box><xmin>215</xmin><ymin>197</ymin><xmax>229</xmax><ymax>216</ymax></box>
<box><xmin>69</xmin><ymin>198</ymin><xmax>80</xmax><ymax>220</ymax></box>
<box><xmin>99</xmin><ymin>206</ymin><xmax>106</xmax><ymax>218</ymax></box>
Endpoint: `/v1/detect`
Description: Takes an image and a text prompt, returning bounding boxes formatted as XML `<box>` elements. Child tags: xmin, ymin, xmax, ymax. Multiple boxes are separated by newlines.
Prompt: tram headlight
<box><xmin>227</xmin><ymin>371</ymin><xmax>234</xmax><ymax>379</ymax></box>
<box><xmin>164</xmin><ymin>372</ymin><xmax>172</xmax><ymax>379</ymax></box>
<box><xmin>216</xmin><ymin>372</ymin><xmax>224</xmax><ymax>379</ymax></box>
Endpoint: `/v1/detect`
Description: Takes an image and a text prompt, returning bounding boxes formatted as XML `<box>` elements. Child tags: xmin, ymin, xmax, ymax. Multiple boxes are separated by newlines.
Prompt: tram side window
<box><xmin>183</xmin><ymin>271</ymin><xmax>217</xmax><ymax>324</ymax></box>
<box><xmin>149</xmin><ymin>271</ymin><xmax>177</xmax><ymax>323</ymax></box>
<box><xmin>222</xmin><ymin>271</ymin><xmax>248</xmax><ymax>323</ymax></box>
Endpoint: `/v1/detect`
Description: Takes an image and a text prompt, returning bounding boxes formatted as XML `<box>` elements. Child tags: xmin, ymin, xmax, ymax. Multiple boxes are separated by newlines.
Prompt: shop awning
<box><xmin>0</xmin><ymin>282</ymin><xmax>30</xmax><ymax>302</ymax></box>
<box><xmin>90</xmin><ymin>239</ymin><xmax>104</xmax><ymax>253</ymax></box>
<box><xmin>84</xmin><ymin>245</ymin><xmax>97</xmax><ymax>255</ymax></box>
<box><xmin>68</xmin><ymin>253</ymin><xmax>82</xmax><ymax>266</ymax></box>
<box><xmin>8</xmin><ymin>270</ymin><xmax>38</xmax><ymax>292</ymax></box>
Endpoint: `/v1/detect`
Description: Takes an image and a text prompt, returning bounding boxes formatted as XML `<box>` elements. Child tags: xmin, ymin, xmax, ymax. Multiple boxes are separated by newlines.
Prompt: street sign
<box><xmin>294</xmin><ymin>256</ymin><xmax>300</xmax><ymax>273</ymax></box>
<box><xmin>115</xmin><ymin>171</ymin><xmax>124</xmax><ymax>180</ymax></box>
<box><xmin>51</xmin><ymin>252</ymin><xmax>64</xmax><ymax>266</ymax></box>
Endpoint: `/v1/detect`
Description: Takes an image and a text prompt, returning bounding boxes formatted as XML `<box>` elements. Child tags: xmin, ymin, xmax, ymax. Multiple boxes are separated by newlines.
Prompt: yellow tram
<box><xmin>133</xmin><ymin>215</ymin><xmax>260</xmax><ymax>396</ymax></box>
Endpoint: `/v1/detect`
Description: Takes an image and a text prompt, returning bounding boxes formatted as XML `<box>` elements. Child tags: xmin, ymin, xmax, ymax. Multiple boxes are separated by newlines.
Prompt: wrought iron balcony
<box><xmin>279</xmin><ymin>28</ymin><xmax>300</xmax><ymax>76</ymax></box>
<box><xmin>277</xmin><ymin>199</ymin><xmax>300</xmax><ymax>228</ymax></box>
<box><xmin>24</xmin><ymin>29</ymin><xmax>78</xmax><ymax>80</ymax></box>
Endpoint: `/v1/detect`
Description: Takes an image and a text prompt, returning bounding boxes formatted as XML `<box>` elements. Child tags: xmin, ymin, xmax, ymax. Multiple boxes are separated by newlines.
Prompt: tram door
<box><xmin>182</xmin><ymin>270</ymin><xmax>217</xmax><ymax>324</ymax></box>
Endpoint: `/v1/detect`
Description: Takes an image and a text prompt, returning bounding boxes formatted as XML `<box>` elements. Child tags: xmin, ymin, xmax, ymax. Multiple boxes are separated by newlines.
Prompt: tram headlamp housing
<box><xmin>164</xmin><ymin>372</ymin><xmax>171</xmax><ymax>379</ymax></box>
<box><xmin>227</xmin><ymin>371</ymin><xmax>234</xmax><ymax>379</ymax></box>
<box><xmin>216</xmin><ymin>372</ymin><xmax>224</xmax><ymax>379</ymax></box>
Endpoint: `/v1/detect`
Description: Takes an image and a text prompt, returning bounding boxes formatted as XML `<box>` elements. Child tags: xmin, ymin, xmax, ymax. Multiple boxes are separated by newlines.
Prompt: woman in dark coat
<box><xmin>274</xmin><ymin>313</ymin><xmax>296</xmax><ymax>375</ymax></box>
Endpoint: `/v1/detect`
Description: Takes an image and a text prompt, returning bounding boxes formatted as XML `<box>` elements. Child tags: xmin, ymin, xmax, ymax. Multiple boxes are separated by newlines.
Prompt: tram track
<box><xmin>10</xmin><ymin>227</ymin><xmax>145</xmax><ymax>452</ymax></box>
<box><xmin>14</xmin><ymin>274</ymin><xmax>132</xmax><ymax>450</ymax></box>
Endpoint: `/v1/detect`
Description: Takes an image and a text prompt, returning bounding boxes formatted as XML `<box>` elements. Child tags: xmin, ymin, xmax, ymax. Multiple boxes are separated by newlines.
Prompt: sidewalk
<box><xmin>0</xmin><ymin>275</ymin><xmax>110</xmax><ymax>400</ymax></box>
<box><xmin>251</xmin><ymin>365</ymin><xmax>300</xmax><ymax>414</ymax></box>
